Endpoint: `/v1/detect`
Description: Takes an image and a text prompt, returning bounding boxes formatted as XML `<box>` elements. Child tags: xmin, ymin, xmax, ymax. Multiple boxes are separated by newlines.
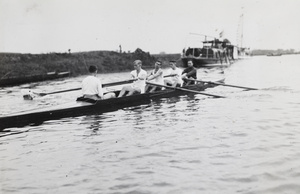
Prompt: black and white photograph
<box><xmin>1</xmin><ymin>0</ymin><xmax>300</xmax><ymax>193</ymax></box>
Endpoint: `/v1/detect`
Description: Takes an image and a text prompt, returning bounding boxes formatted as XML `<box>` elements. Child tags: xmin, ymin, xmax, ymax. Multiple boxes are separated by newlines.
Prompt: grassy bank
<box><xmin>0</xmin><ymin>48</ymin><xmax>168</xmax><ymax>79</ymax></box>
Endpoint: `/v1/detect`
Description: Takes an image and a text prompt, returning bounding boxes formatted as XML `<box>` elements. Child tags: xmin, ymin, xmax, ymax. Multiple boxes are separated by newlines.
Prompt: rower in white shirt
<box><xmin>82</xmin><ymin>65</ymin><xmax>115</xmax><ymax>100</ymax></box>
<box><xmin>118</xmin><ymin>60</ymin><xmax>147</xmax><ymax>97</ymax></box>
<box><xmin>164</xmin><ymin>60</ymin><xmax>183</xmax><ymax>87</ymax></box>
<box><xmin>145</xmin><ymin>60</ymin><xmax>164</xmax><ymax>93</ymax></box>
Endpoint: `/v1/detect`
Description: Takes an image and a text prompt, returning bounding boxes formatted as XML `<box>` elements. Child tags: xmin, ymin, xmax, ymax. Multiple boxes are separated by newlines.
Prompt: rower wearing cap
<box><xmin>82</xmin><ymin>65</ymin><xmax>116</xmax><ymax>100</ymax></box>
<box><xmin>164</xmin><ymin>60</ymin><xmax>183</xmax><ymax>87</ymax></box>
<box><xmin>118</xmin><ymin>60</ymin><xmax>147</xmax><ymax>97</ymax></box>
<box><xmin>145</xmin><ymin>60</ymin><xmax>164</xmax><ymax>93</ymax></box>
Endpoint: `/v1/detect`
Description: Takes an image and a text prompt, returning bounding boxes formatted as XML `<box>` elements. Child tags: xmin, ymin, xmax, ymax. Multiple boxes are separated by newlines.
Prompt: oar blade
<box><xmin>21</xmin><ymin>89</ymin><xmax>38</xmax><ymax>100</ymax></box>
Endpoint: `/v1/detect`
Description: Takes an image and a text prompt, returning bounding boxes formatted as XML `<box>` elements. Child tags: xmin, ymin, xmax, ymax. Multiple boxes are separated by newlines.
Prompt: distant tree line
<box><xmin>251</xmin><ymin>49</ymin><xmax>300</xmax><ymax>56</ymax></box>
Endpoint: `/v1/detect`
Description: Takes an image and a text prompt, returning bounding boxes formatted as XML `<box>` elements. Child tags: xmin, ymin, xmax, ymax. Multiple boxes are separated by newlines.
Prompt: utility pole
<box><xmin>119</xmin><ymin>45</ymin><xmax>122</xmax><ymax>53</ymax></box>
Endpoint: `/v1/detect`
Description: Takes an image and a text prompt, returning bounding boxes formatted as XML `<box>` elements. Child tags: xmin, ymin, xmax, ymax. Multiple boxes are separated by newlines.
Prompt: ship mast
<box><xmin>237</xmin><ymin>13</ymin><xmax>244</xmax><ymax>48</ymax></box>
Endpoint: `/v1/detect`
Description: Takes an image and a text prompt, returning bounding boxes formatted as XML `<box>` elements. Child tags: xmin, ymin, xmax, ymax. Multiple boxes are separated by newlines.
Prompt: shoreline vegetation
<box><xmin>0</xmin><ymin>48</ymin><xmax>181</xmax><ymax>81</ymax></box>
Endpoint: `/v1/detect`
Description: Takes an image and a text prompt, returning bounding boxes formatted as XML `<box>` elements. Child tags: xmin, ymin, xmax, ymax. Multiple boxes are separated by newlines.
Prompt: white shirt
<box><xmin>82</xmin><ymin>75</ymin><xmax>103</xmax><ymax>97</ymax></box>
<box><xmin>130</xmin><ymin>69</ymin><xmax>147</xmax><ymax>93</ymax></box>
<box><xmin>147</xmin><ymin>68</ymin><xmax>164</xmax><ymax>85</ymax></box>
<box><xmin>168</xmin><ymin>67</ymin><xmax>183</xmax><ymax>85</ymax></box>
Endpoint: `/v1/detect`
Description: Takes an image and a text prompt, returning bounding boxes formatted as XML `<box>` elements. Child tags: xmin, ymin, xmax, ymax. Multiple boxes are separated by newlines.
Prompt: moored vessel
<box><xmin>181</xmin><ymin>34</ymin><xmax>237</xmax><ymax>67</ymax></box>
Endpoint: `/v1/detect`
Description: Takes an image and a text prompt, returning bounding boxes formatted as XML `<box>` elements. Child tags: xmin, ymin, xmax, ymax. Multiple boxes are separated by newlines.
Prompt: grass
<box><xmin>0</xmin><ymin>48</ymin><xmax>181</xmax><ymax>79</ymax></box>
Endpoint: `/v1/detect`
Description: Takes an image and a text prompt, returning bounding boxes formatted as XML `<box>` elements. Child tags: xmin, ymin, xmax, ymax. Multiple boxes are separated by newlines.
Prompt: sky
<box><xmin>0</xmin><ymin>0</ymin><xmax>300</xmax><ymax>54</ymax></box>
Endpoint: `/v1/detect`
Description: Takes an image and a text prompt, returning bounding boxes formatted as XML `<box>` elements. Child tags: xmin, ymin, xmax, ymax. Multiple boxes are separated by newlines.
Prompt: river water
<box><xmin>1</xmin><ymin>55</ymin><xmax>300</xmax><ymax>194</ymax></box>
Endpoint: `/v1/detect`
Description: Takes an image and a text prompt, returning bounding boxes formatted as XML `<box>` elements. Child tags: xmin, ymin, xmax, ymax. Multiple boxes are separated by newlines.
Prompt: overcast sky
<box><xmin>1</xmin><ymin>0</ymin><xmax>299</xmax><ymax>54</ymax></box>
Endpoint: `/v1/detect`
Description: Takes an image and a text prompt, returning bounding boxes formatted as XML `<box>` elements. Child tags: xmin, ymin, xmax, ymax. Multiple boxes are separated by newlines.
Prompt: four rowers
<box><xmin>83</xmin><ymin>59</ymin><xmax>197</xmax><ymax>99</ymax></box>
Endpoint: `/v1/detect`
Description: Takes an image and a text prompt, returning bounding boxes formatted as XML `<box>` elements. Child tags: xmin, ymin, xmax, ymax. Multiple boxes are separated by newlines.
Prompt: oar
<box><xmin>27</xmin><ymin>75</ymin><xmax>178</xmax><ymax>98</ymax></box>
<box><xmin>32</xmin><ymin>79</ymin><xmax>136</xmax><ymax>97</ymax></box>
<box><xmin>185</xmin><ymin>78</ymin><xmax>258</xmax><ymax>90</ymax></box>
<box><xmin>163</xmin><ymin>74</ymin><xmax>177</xmax><ymax>78</ymax></box>
<box><xmin>146</xmin><ymin>82</ymin><xmax>225</xmax><ymax>98</ymax></box>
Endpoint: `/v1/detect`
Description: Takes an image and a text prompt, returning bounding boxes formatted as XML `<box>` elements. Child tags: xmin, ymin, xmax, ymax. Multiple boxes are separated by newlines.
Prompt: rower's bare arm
<box><xmin>150</xmin><ymin>70</ymin><xmax>162</xmax><ymax>80</ymax></box>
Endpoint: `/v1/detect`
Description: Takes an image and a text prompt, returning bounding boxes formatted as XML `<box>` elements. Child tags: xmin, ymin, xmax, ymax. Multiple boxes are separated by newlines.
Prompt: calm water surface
<box><xmin>1</xmin><ymin>55</ymin><xmax>300</xmax><ymax>194</ymax></box>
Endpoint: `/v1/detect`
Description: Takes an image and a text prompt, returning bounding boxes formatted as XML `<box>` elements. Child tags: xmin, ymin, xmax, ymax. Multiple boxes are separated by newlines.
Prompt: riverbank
<box><xmin>1</xmin><ymin>49</ymin><xmax>179</xmax><ymax>80</ymax></box>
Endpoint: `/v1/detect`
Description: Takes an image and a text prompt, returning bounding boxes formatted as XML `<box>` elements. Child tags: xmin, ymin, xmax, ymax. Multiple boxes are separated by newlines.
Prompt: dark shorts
<box><xmin>76</xmin><ymin>96</ymin><xmax>97</xmax><ymax>103</ymax></box>
<box><xmin>166</xmin><ymin>83</ymin><xmax>181</xmax><ymax>87</ymax></box>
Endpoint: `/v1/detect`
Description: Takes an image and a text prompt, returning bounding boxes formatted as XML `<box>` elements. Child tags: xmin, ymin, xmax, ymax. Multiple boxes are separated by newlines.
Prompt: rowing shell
<box><xmin>0</xmin><ymin>80</ymin><xmax>223</xmax><ymax>130</ymax></box>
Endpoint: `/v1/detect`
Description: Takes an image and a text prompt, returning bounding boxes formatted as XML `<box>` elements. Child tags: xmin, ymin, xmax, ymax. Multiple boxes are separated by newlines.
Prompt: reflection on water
<box><xmin>1</xmin><ymin>55</ymin><xmax>300</xmax><ymax>193</ymax></box>
<box><xmin>80</xmin><ymin>115</ymin><xmax>105</xmax><ymax>132</ymax></box>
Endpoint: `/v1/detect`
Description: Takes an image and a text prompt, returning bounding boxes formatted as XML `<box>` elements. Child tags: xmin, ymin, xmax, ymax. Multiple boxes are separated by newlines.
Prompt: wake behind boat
<box><xmin>0</xmin><ymin>80</ymin><xmax>224</xmax><ymax>130</ymax></box>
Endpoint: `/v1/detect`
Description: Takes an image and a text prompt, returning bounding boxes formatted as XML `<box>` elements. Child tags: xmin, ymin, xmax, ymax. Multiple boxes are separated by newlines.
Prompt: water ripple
<box><xmin>1</xmin><ymin>56</ymin><xmax>300</xmax><ymax>193</ymax></box>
